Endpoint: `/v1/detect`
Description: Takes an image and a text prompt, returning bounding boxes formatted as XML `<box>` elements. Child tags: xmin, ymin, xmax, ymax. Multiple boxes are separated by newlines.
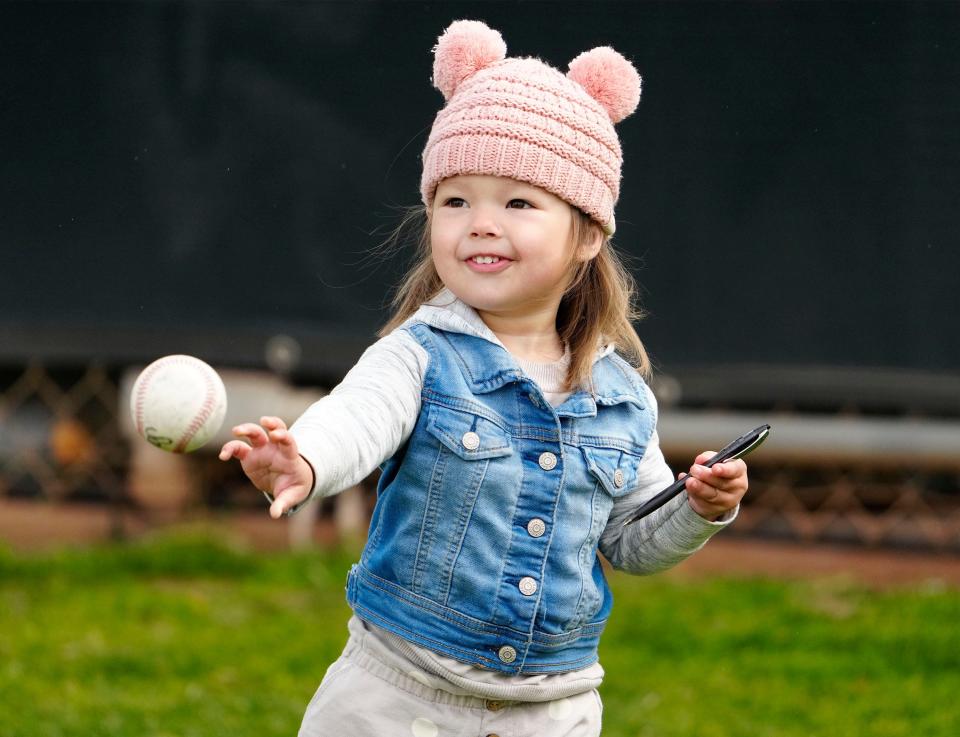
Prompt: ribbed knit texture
<box><xmin>514</xmin><ymin>345</ymin><xmax>573</xmax><ymax>407</ymax></box>
<box><xmin>420</xmin><ymin>21</ymin><xmax>642</xmax><ymax>235</ymax></box>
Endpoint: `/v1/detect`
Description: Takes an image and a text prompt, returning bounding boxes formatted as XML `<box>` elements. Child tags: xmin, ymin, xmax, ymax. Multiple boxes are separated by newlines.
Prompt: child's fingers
<box><xmin>684</xmin><ymin>451</ymin><xmax>750</xmax><ymax>519</ymax></box>
<box><xmin>679</xmin><ymin>472</ymin><xmax>722</xmax><ymax>502</ymax></box>
<box><xmin>260</xmin><ymin>416</ymin><xmax>288</xmax><ymax>431</ymax></box>
<box><xmin>684</xmin><ymin>474</ymin><xmax>721</xmax><ymax>501</ymax></box>
<box><xmin>686</xmin><ymin>476</ymin><xmax>743</xmax><ymax>512</ymax></box>
<box><xmin>688</xmin><ymin>447</ymin><xmax>747</xmax><ymax>480</ymax></box>
<box><xmin>688</xmin><ymin>463</ymin><xmax>747</xmax><ymax>493</ymax></box>
<box><xmin>218</xmin><ymin>440</ymin><xmax>250</xmax><ymax>461</ymax></box>
<box><xmin>232</xmin><ymin>422</ymin><xmax>269</xmax><ymax>447</ymax></box>
<box><xmin>269</xmin><ymin>488</ymin><xmax>303</xmax><ymax>519</ymax></box>
<box><xmin>710</xmin><ymin>458</ymin><xmax>748</xmax><ymax>479</ymax></box>
<box><xmin>269</xmin><ymin>427</ymin><xmax>302</xmax><ymax>459</ymax></box>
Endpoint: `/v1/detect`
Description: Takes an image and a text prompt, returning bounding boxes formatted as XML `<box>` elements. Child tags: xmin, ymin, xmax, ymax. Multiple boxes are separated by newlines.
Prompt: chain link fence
<box><xmin>0</xmin><ymin>363</ymin><xmax>127</xmax><ymax>505</ymax></box>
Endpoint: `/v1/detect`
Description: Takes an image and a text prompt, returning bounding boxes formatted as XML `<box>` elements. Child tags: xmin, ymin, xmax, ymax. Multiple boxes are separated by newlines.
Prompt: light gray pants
<box><xmin>297</xmin><ymin>631</ymin><xmax>603</xmax><ymax>737</ymax></box>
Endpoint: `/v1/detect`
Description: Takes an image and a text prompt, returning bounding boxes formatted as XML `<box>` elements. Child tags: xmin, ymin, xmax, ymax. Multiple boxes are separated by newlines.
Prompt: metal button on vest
<box><xmin>527</xmin><ymin>518</ymin><xmax>546</xmax><ymax>538</ymax></box>
<box><xmin>614</xmin><ymin>468</ymin><xmax>625</xmax><ymax>488</ymax></box>
<box><xmin>461</xmin><ymin>431</ymin><xmax>480</xmax><ymax>451</ymax></box>
<box><xmin>485</xmin><ymin>700</ymin><xmax>504</xmax><ymax>712</ymax></box>
<box><xmin>498</xmin><ymin>645</ymin><xmax>517</xmax><ymax>664</ymax></box>
<box><xmin>538</xmin><ymin>451</ymin><xmax>558</xmax><ymax>470</ymax></box>
<box><xmin>519</xmin><ymin>577</ymin><xmax>538</xmax><ymax>596</ymax></box>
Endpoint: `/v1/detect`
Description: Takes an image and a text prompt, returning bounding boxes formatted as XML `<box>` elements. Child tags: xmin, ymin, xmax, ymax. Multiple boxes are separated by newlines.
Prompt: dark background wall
<box><xmin>2</xmin><ymin>1</ymin><xmax>958</xmax><ymax>384</ymax></box>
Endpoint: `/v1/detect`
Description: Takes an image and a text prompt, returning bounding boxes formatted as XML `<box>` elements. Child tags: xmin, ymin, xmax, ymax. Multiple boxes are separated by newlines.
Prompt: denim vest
<box><xmin>346</xmin><ymin>321</ymin><xmax>656</xmax><ymax>674</ymax></box>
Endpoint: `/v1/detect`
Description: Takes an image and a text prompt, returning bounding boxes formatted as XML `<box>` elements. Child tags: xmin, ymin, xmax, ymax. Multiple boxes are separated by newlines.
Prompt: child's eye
<box><xmin>507</xmin><ymin>199</ymin><xmax>533</xmax><ymax>209</ymax></box>
<box><xmin>443</xmin><ymin>197</ymin><xmax>467</xmax><ymax>208</ymax></box>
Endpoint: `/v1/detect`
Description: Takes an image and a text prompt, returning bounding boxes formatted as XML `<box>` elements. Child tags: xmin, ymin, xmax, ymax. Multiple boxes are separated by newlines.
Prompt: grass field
<box><xmin>1</xmin><ymin>533</ymin><xmax>957</xmax><ymax>737</ymax></box>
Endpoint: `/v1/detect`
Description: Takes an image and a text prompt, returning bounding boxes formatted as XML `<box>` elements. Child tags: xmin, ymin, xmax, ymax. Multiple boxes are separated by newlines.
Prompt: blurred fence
<box><xmin>0</xmin><ymin>363</ymin><xmax>127</xmax><ymax>507</ymax></box>
<box><xmin>1</xmin><ymin>360</ymin><xmax>958</xmax><ymax>551</ymax></box>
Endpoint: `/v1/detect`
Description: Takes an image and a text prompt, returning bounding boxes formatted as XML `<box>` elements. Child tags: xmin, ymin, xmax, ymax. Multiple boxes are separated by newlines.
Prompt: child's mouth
<box><xmin>466</xmin><ymin>255</ymin><xmax>512</xmax><ymax>273</ymax></box>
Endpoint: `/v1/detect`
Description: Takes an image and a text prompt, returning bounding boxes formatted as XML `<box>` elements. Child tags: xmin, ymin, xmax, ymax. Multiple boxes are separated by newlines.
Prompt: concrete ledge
<box><xmin>659</xmin><ymin>409</ymin><xmax>960</xmax><ymax>470</ymax></box>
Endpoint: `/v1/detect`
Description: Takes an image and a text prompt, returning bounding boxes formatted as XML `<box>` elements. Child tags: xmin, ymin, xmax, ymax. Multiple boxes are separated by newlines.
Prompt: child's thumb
<box><xmin>270</xmin><ymin>498</ymin><xmax>288</xmax><ymax>519</ymax></box>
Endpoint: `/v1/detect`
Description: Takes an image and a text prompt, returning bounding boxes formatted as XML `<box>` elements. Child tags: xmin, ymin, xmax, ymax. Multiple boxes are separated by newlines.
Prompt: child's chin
<box><xmin>448</xmin><ymin>286</ymin><xmax>496</xmax><ymax>308</ymax></box>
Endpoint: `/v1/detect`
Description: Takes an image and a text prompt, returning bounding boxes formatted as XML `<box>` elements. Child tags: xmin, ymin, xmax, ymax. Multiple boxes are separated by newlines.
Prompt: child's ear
<box><xmin>576</xmin><ymin>224</ymin><xmax>604</xmax><ymax>262</ymax></box>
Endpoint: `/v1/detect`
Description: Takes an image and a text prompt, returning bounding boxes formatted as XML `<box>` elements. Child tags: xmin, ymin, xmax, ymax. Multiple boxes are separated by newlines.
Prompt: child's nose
<box><xmin>469</xmin><ymin>208</ymin><xmax>502</xmax><ymax>238</ymax></box>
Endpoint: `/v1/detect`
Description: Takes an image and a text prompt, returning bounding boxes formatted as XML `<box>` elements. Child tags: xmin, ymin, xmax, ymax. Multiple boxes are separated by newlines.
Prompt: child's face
<box><xmin>430</xmin><ymin>175</ymin><xmax>594</xmax><ymax>325</ymax></box>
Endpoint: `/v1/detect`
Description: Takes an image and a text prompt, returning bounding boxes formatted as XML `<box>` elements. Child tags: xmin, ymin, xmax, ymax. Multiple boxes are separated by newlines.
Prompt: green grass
<box><xmin>1</xmin><ymin>533</ymin><xmax>957</xmax><ymax>736</ymax></box>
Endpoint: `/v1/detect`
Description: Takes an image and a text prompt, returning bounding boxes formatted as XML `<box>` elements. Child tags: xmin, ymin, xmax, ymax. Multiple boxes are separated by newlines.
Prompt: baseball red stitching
<box><xmin>133</xmin><ymin>358</ymin><xmax>172</xmax><ymax>437</ymax></box>
<box><xmin>135</xmin><ymin>356</ymin><xmax>221</xmax><ymax>453</ymax></box>
<box><xmin>173</xmin><ymin>360</ymin><xmax>219</xmax><ymax>453</ymax></box>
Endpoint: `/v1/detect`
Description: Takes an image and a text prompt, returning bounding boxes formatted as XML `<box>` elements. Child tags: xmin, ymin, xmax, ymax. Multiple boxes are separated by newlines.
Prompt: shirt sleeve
<box><xmin>597</xmin><ymin>388</ymin><xmax>738</xmax><ymax>574</ymax></box>
<box><xmin>285</xmin><ymin>328</ymin><xmax>427</xmax><ymax>507</ymax></box>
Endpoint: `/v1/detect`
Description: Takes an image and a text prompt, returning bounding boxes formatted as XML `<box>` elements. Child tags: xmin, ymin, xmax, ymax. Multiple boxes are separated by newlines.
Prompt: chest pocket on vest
<box><xmin>425</xmin><ymin>404</ymin><xmax>513</xmax><ymax>460</ymax></box>
<box><xmin>583</xmin><ymin>444</ymin><xmax>643</xmax><ymax>497</ymax></box>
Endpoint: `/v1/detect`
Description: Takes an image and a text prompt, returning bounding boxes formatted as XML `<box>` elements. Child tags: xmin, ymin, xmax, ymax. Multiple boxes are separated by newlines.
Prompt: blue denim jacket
<box><xmin>346</xmin><ymin>320</ymin><xmax>656</xmax><ymax>674</ymax></box>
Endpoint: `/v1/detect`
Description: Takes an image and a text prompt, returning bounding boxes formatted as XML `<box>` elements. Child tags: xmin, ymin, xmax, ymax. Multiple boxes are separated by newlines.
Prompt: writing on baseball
<box><xmin>130</xmin><ymin>355</ymin><xmax>228</xmax><ymax>453</ymax></box>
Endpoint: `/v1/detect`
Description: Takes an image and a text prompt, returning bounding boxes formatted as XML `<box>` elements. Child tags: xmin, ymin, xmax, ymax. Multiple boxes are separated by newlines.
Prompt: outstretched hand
<box><xmin>218</xmin><ymin>416</ymin><xmax>314</xmax><ymax>519</ymax></box>
<box><xmin>679</xmin><ymin>452</ymin><xmax>749</xmax><ymax>521</ymax></box>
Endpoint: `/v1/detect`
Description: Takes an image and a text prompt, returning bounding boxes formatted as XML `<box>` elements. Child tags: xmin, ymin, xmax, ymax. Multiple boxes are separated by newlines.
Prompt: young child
<box><xmin>220</xmin><ymin>20</ymin><xmax>749</xmax><ymax>737</ymax></box>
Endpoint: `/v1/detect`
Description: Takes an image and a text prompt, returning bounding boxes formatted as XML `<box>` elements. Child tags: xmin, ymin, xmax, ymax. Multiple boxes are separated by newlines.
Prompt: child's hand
<box><xmin>218</xmin><ymin>416</ymin><xmax>314</xmax><ymax>519</ymax></box>
<box><xmin>679</xmin><ymin>452</ymin><xmax>749</xmax><ymax>521</ymax></box>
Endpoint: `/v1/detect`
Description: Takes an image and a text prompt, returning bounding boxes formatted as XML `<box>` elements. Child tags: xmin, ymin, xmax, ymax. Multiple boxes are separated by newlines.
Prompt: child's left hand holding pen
<box><xmin>679</xmin><ymin>453</ymin><xmax>750</xmax><ymax>521</ymax></box>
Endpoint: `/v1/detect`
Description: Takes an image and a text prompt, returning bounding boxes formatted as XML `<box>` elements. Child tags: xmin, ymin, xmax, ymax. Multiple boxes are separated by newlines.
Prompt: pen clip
<box><xmin>719</xmin><ymin>424</ymin><xmax>770</xmax><ymax>463</ymax></box>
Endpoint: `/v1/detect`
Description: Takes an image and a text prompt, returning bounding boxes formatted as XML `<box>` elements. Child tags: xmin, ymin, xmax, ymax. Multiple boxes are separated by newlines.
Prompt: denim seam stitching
<box><xmin>440</xmin><ymin>457</ymin><xmax>487</xmax><ymax>607</ymax></box>
<box><xmin>413</xmin><ymin>444</ymin><xmax>446</xmax><ymax>592</ymax></box>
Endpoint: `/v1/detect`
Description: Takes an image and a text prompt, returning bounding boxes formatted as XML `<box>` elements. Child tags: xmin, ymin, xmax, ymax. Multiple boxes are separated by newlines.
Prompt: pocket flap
<box><xmin>583</xmin><ymin>445</ymin><xmax>643</xmax><ymax>497</ymax></box>
<box><xmin>426</xmin><ymin>404</ymin><xmax>513</xmax><ymax>461</ymax></box>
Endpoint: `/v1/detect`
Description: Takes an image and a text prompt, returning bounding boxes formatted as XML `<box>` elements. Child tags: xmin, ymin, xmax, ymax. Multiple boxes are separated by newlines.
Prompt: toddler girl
<box><xmin>220</xmin><ymin>20</ymin><xmax>749</xmax><ymax>737</ymax></box>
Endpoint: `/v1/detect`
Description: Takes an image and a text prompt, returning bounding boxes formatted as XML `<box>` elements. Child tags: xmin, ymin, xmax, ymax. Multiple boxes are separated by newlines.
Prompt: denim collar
<box><xmin>439</xmin><ymin>330</ymin><xmax>644</xmax><ymax>414</ymax></box>
<box><xmin>406</xmin><ymin>289</ymin><xmax>645</xmax><ymax>417</ymax></box>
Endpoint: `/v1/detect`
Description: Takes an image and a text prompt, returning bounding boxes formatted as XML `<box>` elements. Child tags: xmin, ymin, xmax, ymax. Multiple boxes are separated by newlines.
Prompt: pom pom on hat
<box><xmin>432</xmin><ymin>20</ymin><xmax>507</xmax><ymax>101</ymax></box>
<box><xmin>567</xmin><ymin>47</ymin><xmax>641</xmax><ymax>124</ymax></box>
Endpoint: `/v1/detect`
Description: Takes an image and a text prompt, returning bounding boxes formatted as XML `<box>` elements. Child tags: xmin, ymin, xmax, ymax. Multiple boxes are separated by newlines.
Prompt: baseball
<box><xmin>130</xmin><ymin>355</ymin><xmax>228</xmax><ymax>453</ymax></box>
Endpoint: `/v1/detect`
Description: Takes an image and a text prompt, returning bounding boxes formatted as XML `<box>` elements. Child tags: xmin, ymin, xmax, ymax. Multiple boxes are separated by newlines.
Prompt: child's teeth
<box><xmin>474</xmin><ymin>256</ymin><xmax>500</xmax><ymax>264</ymax></box>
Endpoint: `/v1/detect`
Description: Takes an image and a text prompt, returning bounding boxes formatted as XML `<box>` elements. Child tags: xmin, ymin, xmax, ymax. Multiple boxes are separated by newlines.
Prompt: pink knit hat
<box><xmin>420</xmin><ymin>20</ymin><xmax>642</xmax><ymax>236</ymax></box>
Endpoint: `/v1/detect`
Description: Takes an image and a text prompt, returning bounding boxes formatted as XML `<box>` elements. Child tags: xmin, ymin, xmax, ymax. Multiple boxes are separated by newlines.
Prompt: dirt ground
<box><xmin>667</xmin><ymin>536</ymin><xmax>960</xmax><ymax>588</ymax></box>
<box><xmin>1</xmin><ymin>500</ymin><xmax>958</xmax><ymax>589</ymax></box>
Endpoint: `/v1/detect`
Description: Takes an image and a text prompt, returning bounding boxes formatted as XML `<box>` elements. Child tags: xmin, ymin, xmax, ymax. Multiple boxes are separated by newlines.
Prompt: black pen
<box><xmin>623</xmin><ymin>424</ymin><xmax>771</xmax><ymax>526</ymax></box>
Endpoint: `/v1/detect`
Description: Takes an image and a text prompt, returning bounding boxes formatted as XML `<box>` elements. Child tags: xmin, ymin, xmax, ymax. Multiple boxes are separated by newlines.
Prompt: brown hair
<box><xmin>375</xmin><ymin>206</ymin><xmax>650</xmax><ymax>393</ymax></box>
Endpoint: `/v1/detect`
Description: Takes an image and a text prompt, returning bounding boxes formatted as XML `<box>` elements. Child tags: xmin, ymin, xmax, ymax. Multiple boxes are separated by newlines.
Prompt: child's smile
<box><xmin>465</xmin><ymin>253</ymin><xmax>512</xmax><ymax>273</ymax></box>
<box><xmin>430</xmin><ymin>175</ymin><xmax>586</xmax><ymax>323</ymax></box>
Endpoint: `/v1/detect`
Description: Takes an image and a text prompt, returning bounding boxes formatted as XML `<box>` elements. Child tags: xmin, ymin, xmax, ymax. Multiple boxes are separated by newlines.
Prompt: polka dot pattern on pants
<box><xmin>411</xmin><ymin>716</ymin><xmax>438</xmax><ymax>737</ymax></box>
